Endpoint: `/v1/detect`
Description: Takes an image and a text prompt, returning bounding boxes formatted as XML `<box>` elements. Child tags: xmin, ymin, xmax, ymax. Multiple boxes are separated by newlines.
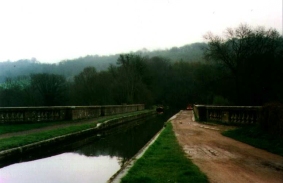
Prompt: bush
<box><xmin>212</xmin><ymin>95</ymin><xmax>230</xmax><ymax>106</ymax></box>
<box><xmin>260</xmin><ymin>102</ymin><xmax>283</xmax><ymax>137</ymax></box>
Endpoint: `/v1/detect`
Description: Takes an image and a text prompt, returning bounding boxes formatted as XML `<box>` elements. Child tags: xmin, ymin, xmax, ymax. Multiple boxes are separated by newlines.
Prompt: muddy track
<box><xmin>171</xmin><ymin>110</ymin><xmax>283</xmax><ymax>183</ymax></box>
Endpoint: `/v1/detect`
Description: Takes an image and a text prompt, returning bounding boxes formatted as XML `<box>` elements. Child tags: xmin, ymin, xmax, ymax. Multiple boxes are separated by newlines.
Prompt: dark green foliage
<box><xmin>71</xmin><ymin>67</ymin><xmax>114</xmax><ymax>105</ymax></box>
<box><xmin>145</xmin><ymin>56</ymin><xmax>172</xmax><ymax>106</ymax></box>
<box><xmin>121</xmin><ymin>122</ymin><xmax>208</xmax><ymax>183</ymax></box>
<box><xmin>223</xmin><ymin>126</ymin><xmax>283</xmax><ymax>156</ymax></box>
<box><xmin>0</xmin><ymin>122</ymin><xmax>68</xmax><ymax>135</ymax></box>
<box><xmin>0</xmin><ymin>43</ymin><xmax>204</xmax><ymax>83</ymax></box>
<box><xmin>0</xmin><ymin>25</ymin><xmax>282</xmax><ymax>108</ymax></box>
<box><xmin>260</xmin><ymin>102</ymin><xmax>283</xmax><ymax>137</ymax></box>
<box><xmin>30</xmin><ymin>73</ymin><xmax>68</xmax><ymax>106</ymax></box>
<box><xmin>204</xmin><ymin>24</ymin><xmax>283</xmax><ymax>105</ymax></box>
<box><xmin>111</xmin><ymin>54</ymin><xmax>152</xmax><ymax>104</ymax></box>
<box><xmin>212</xmin><ymin>95</ymin><xmax>231</xmax><ymax>106</ymax></box>
<box><xmin>0</xmin><ymin>76</ymin><xmax>31</xmax><ymax>106</ymax></box>
<box><xmin>0</xmin><ymin>73</ymin><xmax>68</xmax><ymax>106</ymax></box>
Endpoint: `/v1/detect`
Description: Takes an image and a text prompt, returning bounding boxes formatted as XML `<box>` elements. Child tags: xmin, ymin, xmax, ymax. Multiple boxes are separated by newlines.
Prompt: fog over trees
<box><xmin>0</xmin><ymin>25</ymin><xmax>282</xmax><ymax>108</ymax></box>
<box><xmin>0</xmin><ymin>43</ymin><xmax>205</xmax><ymax>83</ymax></box>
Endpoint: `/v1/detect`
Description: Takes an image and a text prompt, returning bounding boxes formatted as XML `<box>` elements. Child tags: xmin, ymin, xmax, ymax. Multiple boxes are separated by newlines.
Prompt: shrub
<box><xmin>260</xmin><ymin>102</ymin><xmax>283</xmax><ymax>137</ymax></box>
<box><xmin>212</xmin><ymin>95</ymin><xmax>230</xmax><ymax>106</ymax></box>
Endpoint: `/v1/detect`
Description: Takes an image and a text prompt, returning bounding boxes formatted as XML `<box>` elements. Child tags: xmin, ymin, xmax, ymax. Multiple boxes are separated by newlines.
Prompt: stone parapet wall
<box><xmin>194</xmin><ymin>105</ymin><xmax>261</xmax><ymax>124</ymax></box>
<box><xmin>0</xmin><ymin>104</ymin><xmax>145</xmax><ymax>124</ymax></box>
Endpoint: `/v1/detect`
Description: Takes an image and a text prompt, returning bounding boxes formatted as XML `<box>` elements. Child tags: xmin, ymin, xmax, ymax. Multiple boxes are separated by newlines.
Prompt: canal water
<box><xmin>0</xmin><ymin>110</ymin><xmax>175</xmax><ymax>183</ymax></box>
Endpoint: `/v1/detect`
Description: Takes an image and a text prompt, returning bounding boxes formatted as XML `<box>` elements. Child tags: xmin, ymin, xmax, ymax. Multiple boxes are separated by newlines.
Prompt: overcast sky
<box><xmin>0</xmin><ymin>0</ymin><xmax>282</xmax><ymax>63</ymax></box>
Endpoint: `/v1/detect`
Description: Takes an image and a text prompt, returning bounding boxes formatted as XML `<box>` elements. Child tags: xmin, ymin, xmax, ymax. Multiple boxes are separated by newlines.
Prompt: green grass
<box><xmin>0</xmin><ymin>121</ymin><xmax>70</xmax><ymax>135</ymax></box>
<box><xmin>121</xmin><ymin>122</ymin><xmax>208</xmax><ymax>183</ymax></box>
<box><xmin>222</xmin><ymin>126</ymin><xmax>283</xmax><ymax>156</ymax></box>
<box><xmin>0</xmin><ymin>123</ymin><xmax>98</xmax><ymax>151</ymax></box>
<box><xmin>0</xmin><ymin>110</ymin><xmax>153</xmax><ymax>151</ymax></box>
<box><xmin>0</xmin><ymin>110</ymin><xmax>152</xmax><ymax>135</ymax></box>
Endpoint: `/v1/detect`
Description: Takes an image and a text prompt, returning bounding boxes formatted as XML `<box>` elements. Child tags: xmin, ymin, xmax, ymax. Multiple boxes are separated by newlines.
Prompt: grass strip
<box><xmin>0</xmin><ymin>110</ymin><xmax>152</xmax><ymax>135</ymax></box>
<box><xmin>0</xmin><ymin>122</ymin><xmax>70</xmax><ymax>135</ymax></box>
<box><xmin>222</xmin><ymin>126</ymin><xmax>283</xmax><ymax>156</ymax></box>
<box><xmin>0</xmin><ymin>123</ymin><xmax>98</xmax><ymax>151</ymax></box>
<box><xmin>0</xmin><ymin>110</ymin><xmax>152</xmax><ymax>151</ymax></box>
<box><xmin>121</xmin><ymin>122</ymin><xmax>208</xmax><ymax>183</ymax></box>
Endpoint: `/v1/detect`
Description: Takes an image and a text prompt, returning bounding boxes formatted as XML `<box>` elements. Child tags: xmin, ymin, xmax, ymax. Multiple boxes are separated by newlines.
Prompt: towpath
<box><xmin>171</xmin><ymin>110</ymin><xmax>283</xmax><ymax>183</ymax></box>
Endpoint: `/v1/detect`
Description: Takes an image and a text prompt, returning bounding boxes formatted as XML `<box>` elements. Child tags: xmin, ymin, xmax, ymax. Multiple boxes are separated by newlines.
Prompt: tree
<box><xmin>204</xmin><ymin>24</ymin><xmax>283</xmax><ymax>105</ymax></box>
<box><xmin>72</xmin><ymin>67</ymin><xmax>97</xmax><ymax>105</ymax></box>
<box><xmin>111</xmin><ymin>54</ymin><xmax>151</xmax><ymax>104</ymax></box>
<box><xmin>146</xmin><ymin>56</ymin><xmax>171</xmax><ymax>105</ymax></box>
<box><xmin>71</xmin><ymin>67</ymin><xmax>113</xmax><ymax>105</ymax></box>
<box><xmin>30</xmin><ymin>73</ymin><xmax>67</xmax><ymax>106</ymax></box>
<box><xmin>0</xmin><ymin>76</ymin><xmax>34</xmax><ymax>107</ymax></box>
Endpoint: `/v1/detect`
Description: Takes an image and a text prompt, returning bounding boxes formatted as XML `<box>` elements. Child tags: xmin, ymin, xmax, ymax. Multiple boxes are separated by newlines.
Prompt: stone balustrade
<box><xmin>0</xmin><ymin>104</ymin><xmax>145</xmax><ymax>124</ymax></box>
<box><xmin>194</xmin><ymin>105</ymin><xmax>262</xmax><ymax>124</ymax></box>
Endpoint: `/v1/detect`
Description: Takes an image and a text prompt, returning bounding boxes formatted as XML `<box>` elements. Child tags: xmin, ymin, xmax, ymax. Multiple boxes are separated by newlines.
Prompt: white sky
<box><xmin>0</xmin><ymin>0</ymin><xmax>282</xmax><ymax>63</ymax></box>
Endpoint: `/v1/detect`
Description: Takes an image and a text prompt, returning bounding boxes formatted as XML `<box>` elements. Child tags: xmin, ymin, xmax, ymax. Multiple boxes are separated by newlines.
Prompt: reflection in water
<box><xmin>0</xmin><ymin>110</ymin><xmax>175</xmax><ymax>183</ymax></box>
<box><xmin>0</xmin><ymin>153</ymin><xmax>120</xmax><ymax>183</ymax></box>
<box><xmin>75</xmin><ymin>114</ymin><xmax>168</xmax><ymax>167</ymax></box>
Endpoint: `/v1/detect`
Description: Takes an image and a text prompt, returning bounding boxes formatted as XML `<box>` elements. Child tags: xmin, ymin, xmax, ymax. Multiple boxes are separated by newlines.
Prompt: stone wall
<box><xmin>194</xmin><ymin>105</ymin><xmax>261</xmax><ymax>124</ymax></box>
<box><xmin>0</xmin><ymin>104</ymin><xmax>145</xmax><ymax>124</ymax></box>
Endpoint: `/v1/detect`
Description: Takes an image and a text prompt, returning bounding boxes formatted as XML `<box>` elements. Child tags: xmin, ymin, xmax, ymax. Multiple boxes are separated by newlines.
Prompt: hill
<box><xmin>0</xmin><ymin>42</ymin><xmax>206</xmax><ymax>83</ymax></box>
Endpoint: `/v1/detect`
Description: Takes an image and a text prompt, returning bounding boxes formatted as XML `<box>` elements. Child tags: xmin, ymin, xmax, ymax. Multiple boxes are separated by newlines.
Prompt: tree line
<box><xmin>0</xmin><ymin>24</ymin><xmax>282</xmax><ymax>108</ymax></box>
<box><xmin>0</xmin><ymin>43</ymin><xmax>205</xmax><ymax>83</ymax></box>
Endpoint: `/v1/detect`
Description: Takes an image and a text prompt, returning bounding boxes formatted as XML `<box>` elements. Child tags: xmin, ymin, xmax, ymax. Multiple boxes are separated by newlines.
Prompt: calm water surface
<box><xmin>0</xmin><ymin>153</ymin><xmax>120</xmax><ymax>183</ymax></box>
<box><xmin>0</xmin><ymin>111</ymin><xmax>175</xmax><ymax>183</ymax></box>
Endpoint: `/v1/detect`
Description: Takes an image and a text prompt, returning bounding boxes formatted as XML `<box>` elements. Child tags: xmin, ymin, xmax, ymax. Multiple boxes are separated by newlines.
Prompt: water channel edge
<box><xmin>0</xmin><ymin>110</ymin><xmax>156</xmax><ymax>164</ymax></box>
<box><xmin>109</xmin><ymin>112</ymin><xmax>180</xmax><ymax>183</ymax></box>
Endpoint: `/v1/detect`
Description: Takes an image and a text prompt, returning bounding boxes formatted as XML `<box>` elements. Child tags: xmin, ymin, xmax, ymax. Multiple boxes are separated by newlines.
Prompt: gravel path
<box><xmin>171</xmin><ymin>110</ymin><xmax>283</xmax><ymax>183</ymax></box>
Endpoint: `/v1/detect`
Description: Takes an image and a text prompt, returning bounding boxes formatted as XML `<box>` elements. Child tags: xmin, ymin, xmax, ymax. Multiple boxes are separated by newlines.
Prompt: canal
<box><xmin>0</xmin><ymin>110</ymin><xmax>175</xmax><ymax>183</ymax></box>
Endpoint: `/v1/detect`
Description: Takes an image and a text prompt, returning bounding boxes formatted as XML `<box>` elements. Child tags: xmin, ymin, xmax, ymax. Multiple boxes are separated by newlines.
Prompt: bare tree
<box><xmin>30</xmin><ymin>73</ymin><xmax>67</xmax><ymax>106</ymax></box>
<box><xmin>204</xmin><ymin>24</ymin><xmax>283</xmax><ymax>105</ymax></box>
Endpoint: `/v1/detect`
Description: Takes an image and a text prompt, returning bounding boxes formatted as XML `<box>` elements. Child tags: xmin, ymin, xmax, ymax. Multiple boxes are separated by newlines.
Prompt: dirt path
<box><xmin>171</xmin><ymin>110</ymin><xmax>283</xmax><ymax>183</ymax></box>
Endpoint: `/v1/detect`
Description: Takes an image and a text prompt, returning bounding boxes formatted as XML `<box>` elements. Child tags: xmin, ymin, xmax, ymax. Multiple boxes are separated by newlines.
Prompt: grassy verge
<box><xmin>121</xmin><ymin>122</ymin><xmax>208</xmax><ymax>183</ymax></box>
<box><xmin>0</xmin><ymin>110</ymin><xmax>152</xmax><ymax>151</ymax></box>
<box><xmin>0</xmin><ymin>110</ymin><xmax>152</xmax><ymax>135</ymax></box>
<box><xmin>0</xmin><ymin>123</ymin><xmax>99</xmax><ymax>151</ymax></box>
<box><xmin>222</xmin><ymin>126</ymin><xmax>283</xmax><ymax>156</ymax></box>
<box><xmin>0</xmin><ymin>121</ymin><xmax>70</xmax><ymax>135</ymax></box>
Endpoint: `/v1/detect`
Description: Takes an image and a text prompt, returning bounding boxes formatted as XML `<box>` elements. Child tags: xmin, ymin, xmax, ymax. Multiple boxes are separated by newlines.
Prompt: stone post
<box><xmin>197</xmin><ymin>105</ymin><xmax>207</xmax><ymax>122</ymax></box>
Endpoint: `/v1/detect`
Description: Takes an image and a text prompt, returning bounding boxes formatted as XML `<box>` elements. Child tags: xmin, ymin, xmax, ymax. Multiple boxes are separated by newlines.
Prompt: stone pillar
<box><xmin>101</xmin><ymin>106</ymin><xmax>105</xmax><ymax>116</ymax></box>
<box><xmin>66</xmin><ymin>107</ymin><xmax>74</xmax><ymax>120</ymax></box>
<box><xmin>197</xmin><ymin>105</ymin><xmax>207</xmax><ymax>122</ymax></box>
